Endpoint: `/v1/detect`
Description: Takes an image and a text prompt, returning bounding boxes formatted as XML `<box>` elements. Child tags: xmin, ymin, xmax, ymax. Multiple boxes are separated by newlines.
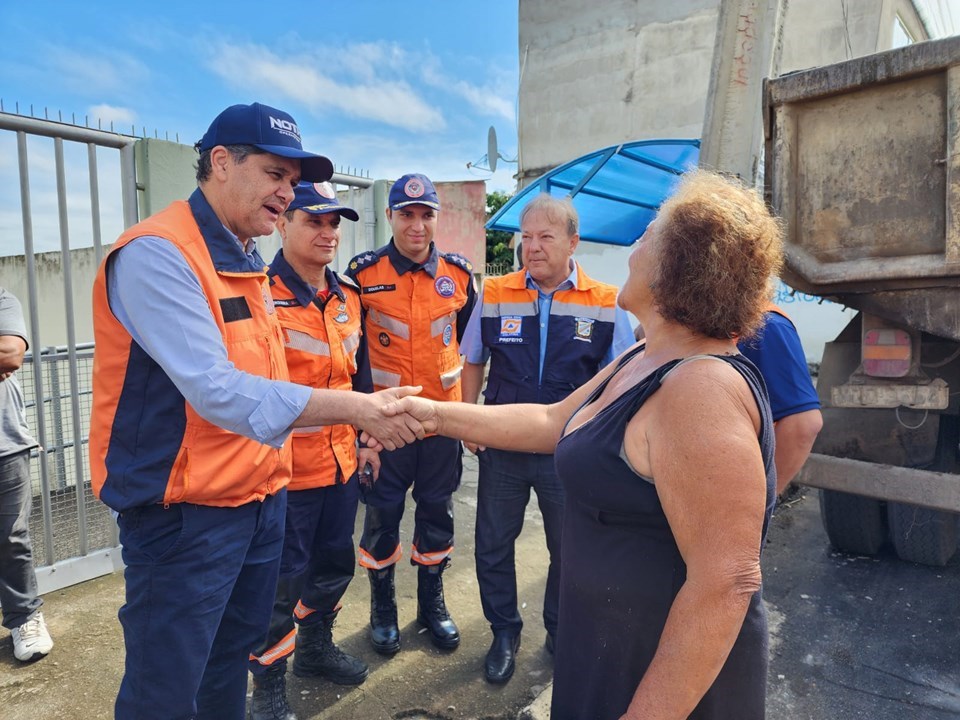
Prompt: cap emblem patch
<box><xmin>315</xmin><ymin>182</ymin><xmax>336</xmax><ymax>199</ymax></box>
<box><xmin>404</xmin><ymin>178</ymin><xmax>425</xmax><ymax>198</ymax></box>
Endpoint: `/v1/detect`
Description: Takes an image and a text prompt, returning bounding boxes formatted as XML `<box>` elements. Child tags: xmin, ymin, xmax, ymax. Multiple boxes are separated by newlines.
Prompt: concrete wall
<box><xmin>2</xmin><ymin>248</ymin><xmax>99</xmax><ymax>348</ymax></box>
<box><xmin>516</xmin><ymin>0</ymin><xmax>936</xmax><ymax>360</ymax></box>
<box><xmin>517</xmin><ymin>0</ymin><xmax>718</xmax><ymax>182</ymax></box>
<box><xmin>435</xmin><ymin>180</ymin><xmax>487</xmax><ymax>268</ymax></box>
<box><xmin>135</xmin><ymin>138</ymin><xmax>197</xmax><ymax>217</ymax></box>
<box><xmin>519</xmin><ymin>0</ymin><xmax>932</xmax><ymax>179</ymax></box>
<box><xmin>780</xmin><ymin>0</ymin><xmax>928</xmax><ymax>71</ymax></box>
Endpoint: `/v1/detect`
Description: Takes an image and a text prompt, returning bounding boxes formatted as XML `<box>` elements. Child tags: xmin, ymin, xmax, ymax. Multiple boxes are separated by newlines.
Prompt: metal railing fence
<box><xmin>485</xmin><ymin>261</ymin><xmax>513</xmax><ymax>276</ymax></box>
<box><xmin>2</xmin><ymin>110</ymin><xmax>137</xmax><ymax>591</ymax></box>
<box><xmin>18</xmin><ymin>344</ymin><xmax>117</xmax><ymax>571</ymax></box>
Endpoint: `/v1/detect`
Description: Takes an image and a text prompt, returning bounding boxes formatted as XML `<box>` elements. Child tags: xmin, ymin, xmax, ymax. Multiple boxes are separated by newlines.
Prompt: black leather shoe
<box><xmin>484</xmin><ymin>633</ymin><xmax>520</xmax><ymax>684</ymax></box>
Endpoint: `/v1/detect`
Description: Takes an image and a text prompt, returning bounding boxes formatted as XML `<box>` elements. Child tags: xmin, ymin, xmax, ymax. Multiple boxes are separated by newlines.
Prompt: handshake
<box><xmin>356</xmin><ymin>386</ymin><xmax>441</xmax><ymax>451</ymax></box>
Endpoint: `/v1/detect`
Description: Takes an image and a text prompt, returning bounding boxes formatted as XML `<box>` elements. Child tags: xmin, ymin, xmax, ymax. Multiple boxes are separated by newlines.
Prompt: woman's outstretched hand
<box><xmin>381</xmin><ymin>395</ymin><xmax>441</xmax><ymax>435</ymax></box>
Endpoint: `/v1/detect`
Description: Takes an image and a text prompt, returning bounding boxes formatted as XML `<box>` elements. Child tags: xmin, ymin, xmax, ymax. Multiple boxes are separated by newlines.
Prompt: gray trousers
<box><xmin>0</xmin><ymin>450</ymin><xmax>42</xmax><ymax>629</ymax></box>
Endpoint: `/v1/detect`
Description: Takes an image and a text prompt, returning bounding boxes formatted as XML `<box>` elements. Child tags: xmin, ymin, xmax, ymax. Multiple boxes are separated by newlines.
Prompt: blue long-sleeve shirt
<box><xmin>107</xmin><ymin>234</ymin><xmax>311</xmax><ymax>449</ymax></box>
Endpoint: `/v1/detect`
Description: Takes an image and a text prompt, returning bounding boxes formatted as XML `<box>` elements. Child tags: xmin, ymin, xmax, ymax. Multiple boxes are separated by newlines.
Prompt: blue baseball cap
<box><xmin>197</xmin><ymin>102</ymin><xmax>334</xmax><ymax>183</ymax></box>
<box><xmin>389</xmin><ymin>173</ymin><xmax>441</xmax><ymax>211</ymax></box>
<box><xmin>288</xmin><ymin>182</ymin><xmax>360</xmax><ymax>221</ymax></box>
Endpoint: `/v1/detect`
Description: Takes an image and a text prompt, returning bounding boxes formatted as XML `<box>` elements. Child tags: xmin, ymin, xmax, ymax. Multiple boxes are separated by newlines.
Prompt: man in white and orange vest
<box><xmin>345</xmin><ymin>173</ymin><xmax>476</xmax><ymax>656</ymax></box>
<box><xmin>459</xmin><ymin>193</ymin><xmax>634</xmax><ymax>683</ymax></box>
<box><xmin>247</xmin><ymin>182</ymin><xmax>377</xmax><ymax>720</ymax></box>
<box><xmin>90</xmin><ymin>103</ymin><xmax>423</xmax><ymax>720</ymax></box>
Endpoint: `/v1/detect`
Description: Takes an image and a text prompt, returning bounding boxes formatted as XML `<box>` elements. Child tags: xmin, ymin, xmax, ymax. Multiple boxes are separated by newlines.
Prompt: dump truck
<box><xmin>764</xmin><ymin>34</ymin><xmax>960</xmax><ymax>566</ymax></box>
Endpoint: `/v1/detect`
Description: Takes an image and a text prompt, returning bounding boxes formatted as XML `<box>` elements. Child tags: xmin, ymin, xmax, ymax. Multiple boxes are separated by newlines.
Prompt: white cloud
<box><xmin>88</xmin><ymin>104</ymin><xmax>137</xmax><ymax>129</ymax></box>
<box><xmin>333</xmin><ymin>41</ymin><xmax>409</xmax><ymax>83</ymax></box>
<box><xmin>311</xmin><ymin>130</ymin><xmax>517</xmax><ymax>194</ymax></box>
<box><xmin>0</xmin><ymin>136</ymin><xmax>127</xmax><ymax>257</ymax></box>
<box><xmin>448</xmin><ymin>79</ymin><xmax>515</xmax><ymax>122</ymax></box>
<box><xmin>44</xmin><ymin>47</ymin><xmax>149</xmax><ymax>96</ymax></box>
<box><xmin>206</xmin><ymin>42</ymin><xmax>445</xmax><ymax>132</ymax></box>
<box><xmin>420</xmin><ymin>58</ymin><xmax>516</xmax><ymax>122</ymax></box>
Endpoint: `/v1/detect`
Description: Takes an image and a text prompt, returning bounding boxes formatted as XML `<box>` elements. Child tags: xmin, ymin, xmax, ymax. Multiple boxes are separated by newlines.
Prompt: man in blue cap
<box><xmin>90</xmin><ymin>103</ymin><xmax>425</xmax><ymax>720</ymax></box>
<box><xmin>248</xmin><ymin>182</ymin><xmax>375</xmax><ymax>720</ymax></box>
<box><xmin>346</xmin><ymin>173</ymin><xmax>476</xmax><ymax>656</ymax></box>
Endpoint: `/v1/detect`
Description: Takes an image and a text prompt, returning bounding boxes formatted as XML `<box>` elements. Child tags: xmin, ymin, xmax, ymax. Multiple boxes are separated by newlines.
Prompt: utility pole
<box><xmin>700</xmin><ymin>0</ymin><xmax>788</xmax><ymax>184</ymax></box>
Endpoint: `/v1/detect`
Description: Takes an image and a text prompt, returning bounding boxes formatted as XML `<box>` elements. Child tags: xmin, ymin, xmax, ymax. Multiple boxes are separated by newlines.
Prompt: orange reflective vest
<box><xmin>268</xmin><ymin>253</ymin><xmax>366</xmax><ymax>490</ymax></box>
<box><xmin>90</xmin><ymin>197</ymin><xmax>292</xmax><ymax>510</ymax></box>
<box><xmin>346</xmin><ymin>242</ymin><xmax>475</xmax><ymax>402</ymax></box>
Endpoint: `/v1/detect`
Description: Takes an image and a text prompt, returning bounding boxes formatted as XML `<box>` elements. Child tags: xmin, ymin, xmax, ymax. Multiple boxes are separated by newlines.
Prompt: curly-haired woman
<box><xmin>378</xmin><ymin>169</ymin><xmax>784</xmax><ymax>720</ymax></box>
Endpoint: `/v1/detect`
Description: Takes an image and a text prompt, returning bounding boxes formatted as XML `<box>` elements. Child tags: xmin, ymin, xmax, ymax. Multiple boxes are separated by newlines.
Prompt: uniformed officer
<box><xmin>345</xmin><ymin>173</ymin><xmax>476</xmax><ymax>655</ymax></box>
<box><xmin>248</xmin><ymin>182</ymin><xmax>376</xmax><ymax>720</ymax></box>
<box><xmin>459</xmin><ymin>193</ymin><xmax>634</xmax><ymax>683</ymax></box>
<box><xmin>90</xmin><ymin>103</ymin><xmax>424</xmax><ymax>720</ymax></box>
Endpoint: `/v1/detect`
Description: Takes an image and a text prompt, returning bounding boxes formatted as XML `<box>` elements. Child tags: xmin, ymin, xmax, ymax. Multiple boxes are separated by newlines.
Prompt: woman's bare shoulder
<box><xmin>653</xmin><ymin>356</ymin><xmax>759</xmax><ymax>426</ymax></box>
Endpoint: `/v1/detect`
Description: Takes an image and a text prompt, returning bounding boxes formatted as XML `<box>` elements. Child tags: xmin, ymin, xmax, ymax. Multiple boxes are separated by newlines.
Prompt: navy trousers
<box><xmin>115</xmin><ymin>491</ymin><xmax>285</xmax><ymax>720</ymax></box>
<box><xmin>475</xmin><ymin>448</ymin><xmax>564</xmax><ymax>637</ymax></box>
<box><xmin>249</xmin><ymin>476</ymin><xmax>360</xmax><ymax>676</ymax></box>
<box><xmin>359</xmin><ymin>435</ymin><xmax>462</xmax><ymax>568</ymax></box>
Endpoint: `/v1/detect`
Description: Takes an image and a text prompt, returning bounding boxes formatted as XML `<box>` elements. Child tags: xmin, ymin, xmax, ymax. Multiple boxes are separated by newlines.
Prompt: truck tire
<box><xmin>887</xmin><ymin>502</ymin><xmax>958</xmax><ymax>567</ymax></box>
<box><xmin>818</xmin><ymin>489</ymin><xmax>887</xmax><ymax>556</ymax></box>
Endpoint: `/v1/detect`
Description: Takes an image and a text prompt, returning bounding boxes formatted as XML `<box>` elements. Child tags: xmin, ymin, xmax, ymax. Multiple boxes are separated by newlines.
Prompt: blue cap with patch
<box><xmin>288</xmin><ymin>182</ymin><xmax>360</xmax><ymax>221</ymax></box>
<box><xmin>196</xmin><ymin>102</ymin><xmax>334</xmax><ymax>183</ymax></box>
<box><xmin>389</xmin><ymin>173</ymin><xmax>441</xmax><ymax>211</ymax></box>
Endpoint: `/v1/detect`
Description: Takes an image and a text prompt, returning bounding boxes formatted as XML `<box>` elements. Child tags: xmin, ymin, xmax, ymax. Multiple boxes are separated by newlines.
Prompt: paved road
<box><xmin>0</xmin><ymin>452</ymin><xmax>556</xmax><ymax>720</ymax></box>
<box><xmin>2</xmin><ymin>467</ymin><xmax>958</xmax><ymax>719</ymax></box>
<box><xmin>763</xmin><ymin>489</ymin><xmax>960</xmax><ymax>719</ymax></box>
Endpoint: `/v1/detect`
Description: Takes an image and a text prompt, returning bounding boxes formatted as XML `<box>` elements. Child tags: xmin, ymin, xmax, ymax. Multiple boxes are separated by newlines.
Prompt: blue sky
<box><xmin>0</xmin><ymin>1</ymin><xmax>520</xmax><ymax>255</ymax></box>
<box><xmin>0</xmin><ymin>1</ymin><xmax>519</xmax><ymax>179</ymax></box>
<box><xmin>2</xmin><ymin>1</ymin><xmax>958</xmax><ymax>257</ymax></box>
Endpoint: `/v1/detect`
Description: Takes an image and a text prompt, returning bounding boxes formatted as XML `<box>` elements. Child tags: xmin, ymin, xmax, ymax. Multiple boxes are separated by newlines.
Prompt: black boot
<box><xmin>368</xmin><ymin>567</ymin><xmax>401</xmax><ymax>655</ymax></box>
<box><xmin>250</xmin><ymin>663</ymin><xmax>297</xmax><ymax>720</ymax></box>
<box><xmin>292</xmin><ymin>610</ymin><xmax>369</xmax><ymax>685</ymax></box>
<box><xmin>416</xmin><ymin>561</ymin><xmax>460</xmax><ymax>650</ymax></box>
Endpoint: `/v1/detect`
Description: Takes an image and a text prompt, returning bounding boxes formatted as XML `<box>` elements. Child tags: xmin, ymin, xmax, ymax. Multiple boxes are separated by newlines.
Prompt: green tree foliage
<box><xmin>486</xmin><ymin>191</ymin><xmax>515</xmax><ymax>270</ymax></box>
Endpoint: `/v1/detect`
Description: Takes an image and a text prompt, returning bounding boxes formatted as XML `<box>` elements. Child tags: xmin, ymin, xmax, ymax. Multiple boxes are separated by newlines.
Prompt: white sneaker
<box><xmin>11</xmin><ymin>611</ymin><xmax>53</xmax><ymax>662</ymax></box>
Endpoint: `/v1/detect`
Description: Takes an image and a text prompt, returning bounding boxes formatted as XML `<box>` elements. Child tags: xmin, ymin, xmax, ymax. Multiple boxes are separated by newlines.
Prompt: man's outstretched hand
<box><xmin>356</xmin><ymin>386</ymin><xmax>426</xmax><ymax>451</ymax></box>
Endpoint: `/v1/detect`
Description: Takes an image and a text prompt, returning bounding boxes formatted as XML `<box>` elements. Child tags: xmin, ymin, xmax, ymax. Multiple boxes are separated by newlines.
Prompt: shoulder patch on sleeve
<box><xmin>337</xmin><ymin>272</ymin><xmax>360</xmax><ymax>291</ymax></box>
<box><xmin>348</xmin><ymin>251</ymin><xmax>382</xmax><ymax>274</ymax></box>
<box><xmin>442</xmin><ymin>252</ymin><xmax>474</xmax><ymax>275</ymax></box>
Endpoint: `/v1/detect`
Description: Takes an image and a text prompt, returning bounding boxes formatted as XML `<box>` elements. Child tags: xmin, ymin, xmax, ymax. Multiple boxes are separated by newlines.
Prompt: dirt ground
<box><xmin>0</xmin><ymin>452</ymin><xmax>556</xmax><ymax>720</ymax></box>
<box><xmin>4</xmin><ymin>461</ymin><xmax>960</xmax><ymax>719</ymax></box>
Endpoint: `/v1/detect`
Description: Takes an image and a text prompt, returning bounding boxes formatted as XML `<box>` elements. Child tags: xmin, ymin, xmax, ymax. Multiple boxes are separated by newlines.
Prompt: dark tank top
<box><xmin>550</xmin><ymin>346</ymin><xmax>776</xmax><ymax>720</ymax></box>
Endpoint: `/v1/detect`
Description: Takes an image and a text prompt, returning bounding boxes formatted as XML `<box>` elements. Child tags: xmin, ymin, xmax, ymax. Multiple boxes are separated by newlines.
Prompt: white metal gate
<box><xmin>1</xmin><ymin>110</ymin><xmax>139</xmax><ymax>592</ymax></box>
<box><xmin>0</xmin><ymin>109</ymin><xmax>381</xmax><ymax>593</ymax></box>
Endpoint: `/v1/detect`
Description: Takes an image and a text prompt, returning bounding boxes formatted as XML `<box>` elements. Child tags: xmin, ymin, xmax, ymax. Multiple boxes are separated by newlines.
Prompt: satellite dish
<box><xmin>487</xmin><ymin>126</ymin><xmax>498</xmax><ymax>173</ymax></box>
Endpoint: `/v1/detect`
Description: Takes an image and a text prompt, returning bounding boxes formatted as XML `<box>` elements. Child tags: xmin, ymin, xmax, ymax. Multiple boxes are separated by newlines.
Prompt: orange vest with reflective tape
<box><xmin>90</xmin><ymin>200</ymin><xmax>292</xmax><ymax>510</ymax></box>
<box><xmin>269</xmin><ymin>267</ymin><xmax>363</xmax><ymax>490</ymax></box>
<box><xmin>347</xmin><ymin>247</ymin><xmax>472</xmax><ymax>401</ymax></box>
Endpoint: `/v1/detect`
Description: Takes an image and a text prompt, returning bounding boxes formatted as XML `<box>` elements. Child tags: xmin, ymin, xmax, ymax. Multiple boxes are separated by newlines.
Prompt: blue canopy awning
<box><xmin>487</xmin><ymin>139</ymin><xmax>700</xmax><ymax>246</ymax></box>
